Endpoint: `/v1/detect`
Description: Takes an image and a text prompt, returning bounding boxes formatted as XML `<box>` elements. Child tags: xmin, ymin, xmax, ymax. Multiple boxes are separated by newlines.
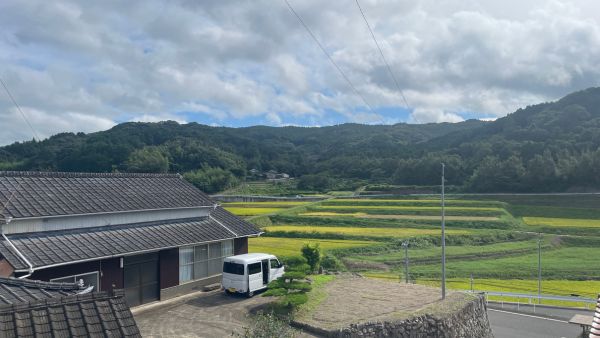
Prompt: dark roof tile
<box><xmin>0</xmin><ymin>171</ymin><xmax>214</xmax><ymax>219</ymax></box>
<box><xmin>1</xmin><ymin>215</ymin><xmax>259</xmax><ymax>271</ymax></box>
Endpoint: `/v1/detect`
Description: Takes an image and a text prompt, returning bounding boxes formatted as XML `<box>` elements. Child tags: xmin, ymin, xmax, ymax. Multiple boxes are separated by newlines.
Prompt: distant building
<box><xmin>0</xmin><ymin>277</ymin><xmax>141</xmax><ymax>337</ymax></box>
<box><xmin>265</xmin><ymin>170</ymin><xmax>278</xmax><ymax>180</ymax></box>
<box><xmin>0</xmin><ymin>171</ymin><xmax>261</xmax><ymax>307</ymax></box>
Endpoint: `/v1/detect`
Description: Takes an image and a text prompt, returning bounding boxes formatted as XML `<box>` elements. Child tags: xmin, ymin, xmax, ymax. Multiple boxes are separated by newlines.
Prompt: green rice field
<box><xmin>223</xmin><ymin>193</ymin><xmax>600</xmax><ymax>309</ymax></box>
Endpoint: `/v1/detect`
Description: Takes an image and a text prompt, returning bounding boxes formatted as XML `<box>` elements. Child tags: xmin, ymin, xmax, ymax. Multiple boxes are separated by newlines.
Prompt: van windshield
<box><xmin>223</xmin><ymin>262</ymin><xmax>244</xmax><ymax>275</ymax></box>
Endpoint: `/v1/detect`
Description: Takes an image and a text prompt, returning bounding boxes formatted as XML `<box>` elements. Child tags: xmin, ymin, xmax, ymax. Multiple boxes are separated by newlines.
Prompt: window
<box><xmin>179</xmin><ymin>239</ymin><xmax>234</xmax><ymax>283</ymax></box>
<box><xmin>223</xmin><ymin>262</ymin><xmax>244</xmax><ymax>275</ymax></box>
<box><xmin>248</xmin><ymin>262</ymin><xmax>261</xmax><ymax>275</ymax></box>
<box><xmin>51</xmin><ymin>271</ymin><xmax>99</xmax><ymax>291</ymax></box>
<box><xmin>270</xmin><ymin>259</ymin><xmax>281</xmax><ymax>269</ymax></box>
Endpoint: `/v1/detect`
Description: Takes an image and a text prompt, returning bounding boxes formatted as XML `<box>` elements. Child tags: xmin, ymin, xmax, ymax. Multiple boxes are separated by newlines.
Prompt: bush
<box><xmin>234</xmin><ymin>312</ymin><xmax>297</xmax><ymax>338</ymax></box>
<box><xmin>263</xmin><ymin>254</ymin><xmax>312</xmax><ymax>309</ymax></box>
<box><xmin>321</xmin><ymin>254</ymin><xmax>344</xmax><ymax>271</ymax></box>
<box><xmin>301</xmin><ymin>243</ymin><xmax>322</xmax><ymax>272</ymax></box>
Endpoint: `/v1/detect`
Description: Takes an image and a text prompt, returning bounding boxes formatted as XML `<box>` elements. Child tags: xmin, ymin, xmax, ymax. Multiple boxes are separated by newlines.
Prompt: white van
<box><xmin>222</xmin><ymin>253</ymin><xmax>285</xmax><ymax>297</ymax></box>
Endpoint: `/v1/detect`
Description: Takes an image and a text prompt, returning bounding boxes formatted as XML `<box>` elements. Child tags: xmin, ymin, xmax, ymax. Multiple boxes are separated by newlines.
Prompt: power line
<box><xmin>0</xmin><ymin>76</ymin><xmax>39</xmax><ymax>221</ymax></box>
<box><xmin>355</xmin><ymin>0</ymin><xmax>410</xmax><ymax>109</ymax></box>
<box><xmin>283</xmin><ymin>0</ymin><xmax>377</xmax><ymax>115</ymax></box>
<box><xmin>0</xmin><ymin>76</ymin><xmax>40</xmax><ymax>141</ymax></box>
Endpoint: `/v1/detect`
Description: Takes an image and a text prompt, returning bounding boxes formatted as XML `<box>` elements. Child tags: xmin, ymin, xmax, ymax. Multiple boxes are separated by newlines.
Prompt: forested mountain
<box><xmin>2</xmin><ymin>87</ymin><xmax>600</xmax><ymax>193</ymax></box>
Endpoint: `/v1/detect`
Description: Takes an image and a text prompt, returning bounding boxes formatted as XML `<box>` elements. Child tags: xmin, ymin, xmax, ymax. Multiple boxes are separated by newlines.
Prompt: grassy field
<box><xmin>345</xmin><ymin>240</ymin><xmax>544</xmax><ymax>265</ymax></box>
<box><xmin>223</xmin><ymin>207</ymin><xmax>285</xmax><ymax>216</ymax></box>
<box><xmin>264</xmin><ymin>225</ymin><xmax>470</xmax><ymax>239</ymax></box>
<box><xmin>300</xmin><ymin>212</ymin><xmax>499</xmax><ymax>221</ymax></box>
<box><xmin>222</xmin><ymin>201</ymin><xmax>314</xmax><ymax>208</ymax></box>
<box><xmin>248</xmin><ymin>237</ymin><xmax>375</xmax><ymax>258</ymax></box>
<box><xmin>523</xmin><ymin>217</ymin><xmax>600</xmax><ymax>228</ymax></box>
<box><xmin>226</xmin><ymin>193</ymin><xmax>600</xmax><ymax>308</ymax></box>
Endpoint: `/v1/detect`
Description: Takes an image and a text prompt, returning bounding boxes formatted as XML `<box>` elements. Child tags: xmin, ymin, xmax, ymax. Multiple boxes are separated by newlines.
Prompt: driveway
<box><xmin>134</xmin><ymin>291</ymin><xmax>274</xmax><ymax>338</ymax></box>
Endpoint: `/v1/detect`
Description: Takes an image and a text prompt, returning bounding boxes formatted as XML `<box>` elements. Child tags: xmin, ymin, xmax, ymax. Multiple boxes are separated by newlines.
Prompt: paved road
<box><xmin>489</xmin><ymin>309</ymin><xmax>584</xmax><ymax>338</ymax></box>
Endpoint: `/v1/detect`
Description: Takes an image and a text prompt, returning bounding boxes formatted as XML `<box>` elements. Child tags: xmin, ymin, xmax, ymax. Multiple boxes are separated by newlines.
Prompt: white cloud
<box><xmin>1</xmin><ymin>0</ymin><xmax>599</xmax><ymax>144</ymax></box>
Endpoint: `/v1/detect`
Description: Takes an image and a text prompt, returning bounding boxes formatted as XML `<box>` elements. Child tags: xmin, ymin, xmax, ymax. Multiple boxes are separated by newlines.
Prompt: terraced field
<box><xmin>248</xmin><ymin>237</ymin><xmax>374</xmax><ymax>258</ymax></box>
<box><xmin>523</xmin><ymin>217</ymin><xmax>600</xmax><ymax>228</ymax></box>
<box><xmin>224</xmin><ymin>194</ymin><xmax>600</xmax><ymax>308</ymax></box>
<box><xmin>263</xmin><ymin>225</ymin><xmax>470</xmax><ymax>239</ymax></box>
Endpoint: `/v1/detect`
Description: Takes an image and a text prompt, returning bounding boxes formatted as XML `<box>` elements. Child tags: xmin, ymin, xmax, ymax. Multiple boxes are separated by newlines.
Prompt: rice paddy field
<box><xmin>223</xmin><ymin>193</ymin><xmax>600</xmax><ymax>308</ymax></box>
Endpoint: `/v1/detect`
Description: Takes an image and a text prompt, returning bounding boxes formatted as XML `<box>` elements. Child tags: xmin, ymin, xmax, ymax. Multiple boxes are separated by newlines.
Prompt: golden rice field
<box><xmin>263</xmin><ymin>225</ymin><xmax>470</xmax><ymax>237</ymax></box>
<box><xmin>222</xmin><ymin>201</ymin><xmax>312</xmax><ymax>207</ymax></box>
<box><xmin>362</xmin><ymin>273</ymin><xmax>600</xmax><ymax>307</ymax></box>
<box><xmin>523</xmin><ymin>217</ymin><xmax>600</xmax><ymax>228</ymax></box>
<box><xmin>299</xmin><ymin>212</ymin><xmax>499</xmax><ymax>221</ymax></box>
<box><xmin>223</xmin><ymin>207</ymin><xmax>284</xmax><ymax>216</ymax></box>
<box><xmin>314</xmin><ymin>205</ymin><xmax>503</xmax><ymax>211</ymax></box>
<box><xmin>248</xmin><ymin>237</ymin><xmax>374</xmax><ymax>257</ymax></box>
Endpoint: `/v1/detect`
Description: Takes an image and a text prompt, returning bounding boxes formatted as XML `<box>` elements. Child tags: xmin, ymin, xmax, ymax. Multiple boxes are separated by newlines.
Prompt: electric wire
<box><xmin>355</xmin><ymin>0</ymin><xmax>410</xmax><ymax>109</ymax></box>
<box><xmin>283</xmin><ymin>0</ymin><xmax>377</xmax><ymax>115</ymax></box>
<box><xmin>0</xmin><ymin>77</ymin><xmax>40</xmax><ymax>141</ymax></box>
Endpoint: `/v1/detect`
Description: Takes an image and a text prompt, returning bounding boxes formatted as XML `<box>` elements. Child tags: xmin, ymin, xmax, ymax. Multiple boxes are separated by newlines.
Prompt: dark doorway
<box><xmin>124</xmin><ymin>252</ymin><xmax>159</xmax><ymax>307</ymax></box>
<box><xmin>261</xmin><ymin>259</ymin><xmax>269</xmax><ymax>285</ymax></box>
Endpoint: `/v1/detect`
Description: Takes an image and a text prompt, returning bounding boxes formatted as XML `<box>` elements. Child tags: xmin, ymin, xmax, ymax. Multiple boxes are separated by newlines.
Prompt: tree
<box><xmin>125</xmin><ymin>147</ymin><xmax>168</xmax><ymax>173</ymax></box>
<box><xmin>263</xmin><ymin>256</ymin><xmax>312</xmax><ymax>308</ymax></box>
<box><xmin>301</xmin><ymin>243</ymin><xmax>321</xmax><ymax>273</ymax></box>
<box><xmin>183</xmin><ymin>167</ymin><xmax>239</xmax><ymax>193</ymax></box>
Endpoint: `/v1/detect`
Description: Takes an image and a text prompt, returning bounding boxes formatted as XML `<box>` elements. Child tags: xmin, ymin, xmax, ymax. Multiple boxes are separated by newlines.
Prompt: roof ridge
<box><xmin>0</xmin><ymin>290</ymin><xmax>116</xmax><ymax>312</ymax></box>
<box><xmin>0</xmin><ymin>171</ymin><xmax>182</xmax><ymax>179</ymax></box>
<box><xmin>0</xmin><ymin>277</ymin><xmax>83</xmax><ymax>291</ymax></box>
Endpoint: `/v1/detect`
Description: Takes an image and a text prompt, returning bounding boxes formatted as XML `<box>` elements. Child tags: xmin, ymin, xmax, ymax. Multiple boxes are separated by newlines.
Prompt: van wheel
<box><xmin>247</xmin><ymin>291</ymin><xmax>254</xmax><ymax>298</ymax></box>
<box><xmin>224</xmin><ymin>289</ymin><xmax>232</xmax><ymax>295</ymax></box>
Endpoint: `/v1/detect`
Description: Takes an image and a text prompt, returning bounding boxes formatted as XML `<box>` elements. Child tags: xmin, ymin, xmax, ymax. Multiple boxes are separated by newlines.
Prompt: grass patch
<box><xmin>296</xmin><ymin>275</ymin><xmax>335</xmax><ymax>317</ymax></box>
<box><xmin>523</xmin><ymin>217</ymin><xmax>600</xmax><ymax>228</ymax></box>
<box><xmin>325</xmin><ymin>199</ymin><xmax>506</xmax><ymax>208</ymax></box>
<box><xmin>264</xmin><ymin>225</ymin><xmax>470</xmax><ymax>239</ymax></box>
<box><xmin>222</xmin><ymin>201</ymin><xmax>312</xmax><ymax>208</ymax></box>
<box><xmin>409</xmin><ymin>247</ymin><xmax>600</xmax><ymax>280</ymax></box>
<box><xmin>224</xmin><ymin>207</ymin><xmax>285</xmax><ymax>216</ymax></box>
<box><xmin>346</xmin><ymin>240</ymin><xmax>545</xmax><ymax>266</ymax></box>
<box><xmin>309</xmin><ymin>206</ymin><xmax>506</xmax><ymax>217</ymax></box>
<box><xmin>249</xmin><ymin>237</ymin><xmax>375</xmax><ymax>258</ymax></box>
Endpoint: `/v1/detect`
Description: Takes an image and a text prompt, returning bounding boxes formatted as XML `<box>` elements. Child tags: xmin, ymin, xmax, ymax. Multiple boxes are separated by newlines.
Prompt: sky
<box><xmin>1</xmin><ymin>0</ymin><xmax>600</xmax><ymax>145</ymax></box>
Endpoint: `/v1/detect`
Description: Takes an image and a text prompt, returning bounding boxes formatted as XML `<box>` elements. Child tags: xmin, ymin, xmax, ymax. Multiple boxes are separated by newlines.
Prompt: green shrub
<box><xmin>321</xmin><ymin>254</ymin><xmax>344</xmax><ymax>271</ymax></box>
<box><xmin>301</xmin><ymin>243</ymin><xmax>322</xmax><ymax>272</ymax></box>
<box><xmin>234</xmin><ymin>312</ymin><xmax>297</xmax><ymax>338</ymax></box>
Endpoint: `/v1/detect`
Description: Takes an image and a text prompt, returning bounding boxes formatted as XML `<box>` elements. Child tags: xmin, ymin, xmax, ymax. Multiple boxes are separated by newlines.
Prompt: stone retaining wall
<box><xmin>297</xmin><ymin>294</ymin><xmax>493</xmax><ymax>338</ymax></box>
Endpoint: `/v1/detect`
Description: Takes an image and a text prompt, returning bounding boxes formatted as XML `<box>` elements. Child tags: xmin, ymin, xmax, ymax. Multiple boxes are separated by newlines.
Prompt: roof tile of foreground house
<box><xmin>0</xmin><ymin>171</ymin><xmax>214</xmax><ymax>219</ymax></box>
<box><xmin>0</xmin><ymin>277</ymin><xmax>140</xmax><ymax>337</ymax></box>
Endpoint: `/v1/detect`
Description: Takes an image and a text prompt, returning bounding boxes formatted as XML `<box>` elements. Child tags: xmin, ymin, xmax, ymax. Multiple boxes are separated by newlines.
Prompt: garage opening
<box><xmin>124</xmin><ymin>252</ymin><xmax>159</xmax><ymax>307</ymax></box>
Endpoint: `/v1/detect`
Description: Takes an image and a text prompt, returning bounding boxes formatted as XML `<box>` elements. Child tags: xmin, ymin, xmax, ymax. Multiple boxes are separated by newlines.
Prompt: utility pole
<box><xmin>470</xmin><ymin>273</ymin><xmax>474</xmax><ymax>292</ymax></box>
<box><xmin>441</xmin><ymin>163</ymin><xmax>446</xmax><ymax>300</ymax></box>
<box><xmin>538</xmin><ymin>234</ymin><xmax>542</xmax><ymax>304</ymax></box>
<box><xmin>403</xmin><ymin>241</ymin><xmax>409</xmax><ymax>284</ymax></box>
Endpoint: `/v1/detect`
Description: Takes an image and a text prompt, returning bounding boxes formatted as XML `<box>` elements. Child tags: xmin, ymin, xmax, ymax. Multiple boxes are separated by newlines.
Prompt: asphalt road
<box><xmin>488</xmin><ymin>309</ymin><xmax>584</xmax><ymax>338</ymax></box>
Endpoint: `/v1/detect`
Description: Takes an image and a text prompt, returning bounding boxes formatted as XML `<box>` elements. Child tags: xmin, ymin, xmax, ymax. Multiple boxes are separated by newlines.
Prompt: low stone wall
<box><xmin>298</xmin><ymin>294</ymin><xmax>493</xmax><ymax>338</ymax></box>
<box><xmin>211</xmin><ymin>195</ymin><xmax>325</xmax><ymax>202</ymax></box>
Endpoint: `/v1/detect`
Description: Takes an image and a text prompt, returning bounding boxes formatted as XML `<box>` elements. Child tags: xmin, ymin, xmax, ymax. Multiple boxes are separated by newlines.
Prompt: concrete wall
<box><xmin>160</xmin><ymin>275</ymin><xmax>221</xmax><ymax>300</ymax></box>
<box><xmin>299</xmin><ymin>294</ymin><xmax>493</xmax><ymax>338</ymax></box>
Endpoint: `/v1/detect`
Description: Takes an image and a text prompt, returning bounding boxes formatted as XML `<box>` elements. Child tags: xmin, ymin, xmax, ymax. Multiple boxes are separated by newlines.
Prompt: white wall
<box><xmin>3</xmin><ymin>207</ymin><xmax>211</xmax><ymax>234</ymax></box>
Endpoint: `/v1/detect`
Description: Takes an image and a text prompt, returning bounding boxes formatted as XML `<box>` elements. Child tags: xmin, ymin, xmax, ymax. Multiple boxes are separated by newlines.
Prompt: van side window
<box><xmin>270</xmin><ymin>259</ymin><xmax>281</xmax><ymax>268</ymax></box>
<box><xmin>248</xmin><ymin>262</ymin><xmax>262</xmax><ymax>275</ymax></box>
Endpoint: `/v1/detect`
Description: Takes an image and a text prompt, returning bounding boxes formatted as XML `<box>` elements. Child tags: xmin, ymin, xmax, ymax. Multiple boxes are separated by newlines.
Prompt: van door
<box><xmin>269</xmin><ymin>258</ymin><xmax>284</xmax><ymax>282</ymax></box>
<box><xmin>247</xmin><ymin>262</ymin><xmax>263</xmax><ymax>293</ymax></box>
<box><xmin>261</xmin><ymin>260</ymin><xmax>269</xmax><ymax>285</ymax></box>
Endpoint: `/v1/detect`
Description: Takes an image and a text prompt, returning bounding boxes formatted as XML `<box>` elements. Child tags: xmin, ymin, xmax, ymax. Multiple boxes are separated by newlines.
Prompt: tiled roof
<box><xmin>0</xmin><ymin>277</ymin><xmax>87</xmax><ymax>305</ymax></box>
<box><xmin>0</xmin><ymin>171</ymin><xmax>214</xmax><ymax>219</ymax></box>
<box><xmin>212</xmin><ymin>206</ymin><xmax>263</xmax><ymax>237</ymax></box>
<box><xmin>0</xmin><ymin>288</ymin><xmax>140</xmax><ymax>338</ymax></box>
<box><xmin>0</xmin><ymin>212</ymin><xmax>260</xmax><ymax>271</ymax></box>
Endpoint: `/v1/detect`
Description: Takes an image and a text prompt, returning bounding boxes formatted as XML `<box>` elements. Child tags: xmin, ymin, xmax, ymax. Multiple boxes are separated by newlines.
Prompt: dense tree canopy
<box><xmin>2</xmin><ymin>87</ymin><xmax>600</xmax><ymax>193</ymax></box>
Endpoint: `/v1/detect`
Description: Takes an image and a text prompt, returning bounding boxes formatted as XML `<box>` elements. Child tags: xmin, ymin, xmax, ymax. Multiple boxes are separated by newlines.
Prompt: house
<box><xmin>0</xmin><ymin>277</ymin><xmax>141</xmax><ymax>337</ymax></box>
<box><xmin>0</xmin><ymin>171</ymin><xmax>262</xmax><ymax>307</ymax></box>
<box><xmin>265</xmin><ymin>170</ymin><xmax>278</xmax><ymax>180</ymax></box>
